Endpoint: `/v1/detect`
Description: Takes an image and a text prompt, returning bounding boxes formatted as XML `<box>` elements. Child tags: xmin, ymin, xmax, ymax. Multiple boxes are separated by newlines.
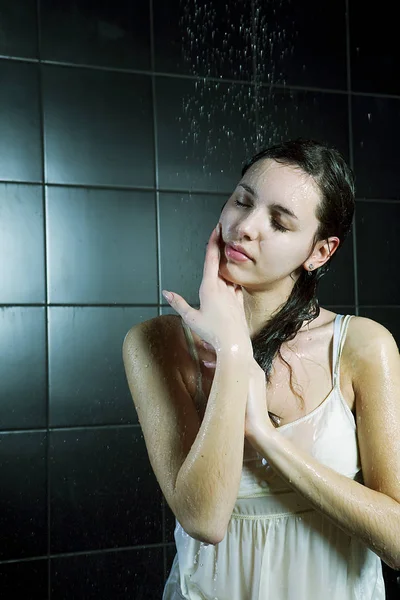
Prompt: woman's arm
<box><xmin>245</xmin><ymin>318</ymin><xmax>400</xmax><ymax>570</ymax></box>
<box><xmin>176</xmin><ymin>347</ymin><xmax>252</xmax><ymax>544</ymax></box>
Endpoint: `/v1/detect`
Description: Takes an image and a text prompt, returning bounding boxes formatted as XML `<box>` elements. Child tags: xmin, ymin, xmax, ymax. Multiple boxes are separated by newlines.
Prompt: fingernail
<box><xmin>202</xmin><ymin>360</ymin><xmax>216</xmax><ymax>368</ymax></box>
<box><xmin>162</xmin><ymin>290</ymin><xmax>173</xmax><ymax>302</ymax></box>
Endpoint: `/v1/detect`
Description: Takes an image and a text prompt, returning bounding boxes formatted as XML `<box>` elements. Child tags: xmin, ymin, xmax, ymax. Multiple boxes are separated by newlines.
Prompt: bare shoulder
<box><xmin>345</xmin><ymin>315</ymin><xmax>398</xmax><ymax>358</ymax></box>
<box><xmin>343</xmin><ymin>316</ymin><xmax>400</xmax><ymax>389</ymax></box>
<box><xmin>123</xmin><ymin>313</ymin><xmax>192</xmax><ymax>383</ymax></box>
<box><xmin>124</xmin><ymin>313</ymin><xmax>184</xmax><ymax>351</ymax></box>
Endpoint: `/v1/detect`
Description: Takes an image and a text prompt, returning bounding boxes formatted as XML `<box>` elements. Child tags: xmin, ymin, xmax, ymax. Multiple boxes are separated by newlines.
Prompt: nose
<box><xmin>236</xmin><ymin>213</ymin><xmax>259</xmax><ymax>240</ymax></box>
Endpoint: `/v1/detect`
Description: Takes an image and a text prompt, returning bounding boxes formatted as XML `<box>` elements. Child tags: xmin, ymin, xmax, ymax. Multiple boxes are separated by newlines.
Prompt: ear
<box><xmin>304</xmin><ymin>236</ymin><xmax>340</xmax><ymax>270</ymax></box>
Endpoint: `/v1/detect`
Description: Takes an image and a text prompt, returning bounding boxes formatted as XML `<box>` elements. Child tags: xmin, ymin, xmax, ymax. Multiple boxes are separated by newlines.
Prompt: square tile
<box><xmin>153</xmin><ymin>0</ymin><xmax>253</xmax><ymax>81</ymax></box>
<box><xmin>256</xmin><ymin>87</ymin><xmax>349</xmax><ymax>161</ymax></box>
<box><xmin>51</xmin><ymin>547</ymin><xmax>164</xmax><ymax>600</ymax></box>
<box><xmin>356</xmin><ymin>201</ymin><xmax>400</xmax><ymax>305</ymax></box>
<box><xmin>0</xmin><ymin>559</ymin><xmax>48</xmax><ymax>599</ymax></box>
<box><xmin>43</xmin><ymin>66</ymin><xmax>154</xmax><ymax>187</ymax></box>
<box><xmin>0</xmin><ymin>0</ymin><xmax>38</xmax><ymax>59</ymax></box>
<box><xmin>0</xmin><ymin>432</ymin><xmax>47</xmax><ymax>560</ymax></box>
<box><xmin>352</xmin><ymin>95</ymin><xmax>400</xmax><ymax>200</ymax></box>
<box><xmin>50</xmin><ymin>428</ymin><xmax>163</xmax><ymax>553</ymax></box>
<box><xmin>40</xmin><ymin>0</ymin><xmax>150</xmax><ymax>70</ymax></box>
<box><xmin>49</xmin><ymin>306</ymin><xmax>157</xmax><ymax>427</ymax></box>
<box><xmin>0</xmin><ymin>60</ymin><xmax>42</xmax><ymax>182</ymax></box>
<box><xmin>157</xmin><ymin>76</ymin><xmax>257</xmax><ymax>192</ymax></box>
<box><xmin>255</xmin><ymin>0</ymin><xmax>347</xmax><ymax>90</ymax></box>
<box><xmin>160</xmin><ymin>192</ymin><xmax>226</xmax><ymax>306</ymax></box>
<box><xmin>0</xmin><ymin>308</ymin><xmax>46</xmax><ymax>430</ymax></box>
<box><xmin>350</xmin><ymin>0</ymin><xmax>400</xmax><ymax>94</ymax></box>
<box><xmin>46</xmin><ymin>187</ymin><xmax>157</xmax><ymax>304</ymax></box>
<box><xmin>0</xmin><ymin>183</ymin><xmax>45</xmax><ymax>303</ymax></box>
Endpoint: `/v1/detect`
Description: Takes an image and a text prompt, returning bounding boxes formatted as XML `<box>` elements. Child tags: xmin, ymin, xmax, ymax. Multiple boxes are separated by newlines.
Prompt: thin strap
<box><xmin>180</xmin><ymin>318</ymin><xmax>203</xmax><ymax>398</ymax></box>
<box><xmin>333</xmin><ymin>314</ymin><xmax>353</xmax><ymax>387</ymax></box>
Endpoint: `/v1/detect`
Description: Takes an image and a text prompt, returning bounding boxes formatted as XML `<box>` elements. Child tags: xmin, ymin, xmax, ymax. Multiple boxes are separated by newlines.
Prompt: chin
<box><xmin>218</xmin><ymin>261</ymin><xmax>243</xmax><ymax>285</ymax></box>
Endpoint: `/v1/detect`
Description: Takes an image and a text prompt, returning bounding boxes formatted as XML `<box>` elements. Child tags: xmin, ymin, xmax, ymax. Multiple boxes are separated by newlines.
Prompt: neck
<box><xmin>243</xmin><ymin>278</ymin><xmax>296</xmax><ymax>338</ymax></box>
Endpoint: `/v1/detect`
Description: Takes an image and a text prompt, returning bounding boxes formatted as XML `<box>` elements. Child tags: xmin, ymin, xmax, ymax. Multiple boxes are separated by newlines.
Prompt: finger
<box><xmin>202</xmin><ymin>359</ymin><xmax>216</xmax><ymax>368</ymax></box>
<box><xmin>202</xmin><ymin>223</ymin><xmax>222</xmax><ymax>283</ymax></box>
<box><xmin>162</xmin><ymin>290</ymin><xmax>196</xmax><ymax>324</ymax></box>
<box><xmin>201</xmin><ymin>339</ymin><xmax>215</xmax><ymax>352</ymax></box>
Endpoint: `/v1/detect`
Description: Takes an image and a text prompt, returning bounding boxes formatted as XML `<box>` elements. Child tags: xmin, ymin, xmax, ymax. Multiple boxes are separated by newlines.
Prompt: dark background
<box><xmin>0</xmin><ymin>0</ymin><xmax>399</xmax><ymax>598</ymax></box>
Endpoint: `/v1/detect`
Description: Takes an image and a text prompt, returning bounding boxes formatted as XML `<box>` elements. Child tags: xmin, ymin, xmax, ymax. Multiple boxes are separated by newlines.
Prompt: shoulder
<box><xmin>345</xmin><ymin>315</ymin><xmax>398</xmax><ymax>356</ymax></box>
<box><xmin>344</xmin><ymin>315</ymin><xmax>400</xmax><ymax>382</ymax></box>
<box><xmin>124</xmin><ymin>314</ymin><xmax>184</xmax><ymax>352</ymax></box>
<box><xmin>123</xmin><ymin>313</ymin><xmax>198</xmax><ymax>400</ymax></box>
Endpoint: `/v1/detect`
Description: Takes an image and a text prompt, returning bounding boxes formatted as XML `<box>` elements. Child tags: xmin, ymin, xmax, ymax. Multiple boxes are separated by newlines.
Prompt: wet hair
<box><xmin>234</xmin><ymin>138</ymin><xmax>355</xmax><ymax>426</ymax></box>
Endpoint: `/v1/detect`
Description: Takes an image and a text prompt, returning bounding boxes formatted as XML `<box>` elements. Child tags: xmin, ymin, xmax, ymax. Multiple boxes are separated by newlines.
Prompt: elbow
<box><xmin>183</xmin><ymin>520</ymin><xmax>226</xmax><ymax>546</ymax></box>
<box><xmin>192</xmin><ymin>530</ymin><xmax>224</xmax><ymax>546</ymax></box>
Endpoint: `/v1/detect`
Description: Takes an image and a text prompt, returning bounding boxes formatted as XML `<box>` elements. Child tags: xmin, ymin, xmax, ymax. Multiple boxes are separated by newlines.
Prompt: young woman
<box><xmin>123</xmin><ymin>139</ymin><xmax>400</xmax><ymax>599</ymax></box>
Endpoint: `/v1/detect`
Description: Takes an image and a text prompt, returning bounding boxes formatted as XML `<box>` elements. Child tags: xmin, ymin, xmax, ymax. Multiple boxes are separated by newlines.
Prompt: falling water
<box><xmin>174</xmin><ymin>2</ymin><xmax>298</xmax><ymax>593</ymax></box>
<box><xmin>178</xmin><ymin>0</ymin><xmax>297</xmax><ymax>182</ymax></box>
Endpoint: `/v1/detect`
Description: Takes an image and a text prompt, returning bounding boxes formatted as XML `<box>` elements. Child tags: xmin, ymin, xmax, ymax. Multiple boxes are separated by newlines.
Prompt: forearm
<box><xmin>176</xmin><ymin>349</ymin><xmax>251</xmax><ymax>543</ymax></box>
<box><xmin>249</xmin><ymin>428</ymin><xmax>400</xmax><ymax>570</ymax></box>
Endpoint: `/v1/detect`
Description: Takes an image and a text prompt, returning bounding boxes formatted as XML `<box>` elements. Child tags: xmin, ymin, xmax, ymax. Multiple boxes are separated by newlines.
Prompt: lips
<box><xmin>226</xmin><ymin>242</ymin><xmax>253</xmax><ymax>260</ymax></box>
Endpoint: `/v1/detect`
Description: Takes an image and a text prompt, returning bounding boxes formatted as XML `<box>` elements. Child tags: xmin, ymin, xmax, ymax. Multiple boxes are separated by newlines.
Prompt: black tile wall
<box><xmin>153</xmin><ymin>0</ymin><xmax>254</xmax><ymax>81</ymax></box>
<box><xmin>0</xmin><ymin>183</ymin><xmax>45</xmax><ymax>303</ymax></box>
<box><xmin>0</xmin><ymin>0</ymin><xmax>38</xmax><ymax>59</ymax></box>
<box><xmin>43</xmin><ymin>66</ymin><xmax>154</xmax><ymax>187</ymax></box>
<box><xmin>350</xmin><ymin>0</ymin><xmax>400</xmax><ymax>95</ymax></box>
<box><xmin>46</xmin><ymin>187</ymin><xmax>158</xmax><ymax>304</ymax></box>
<box><xmin>160</xmin><ymin>192</ymin><xmax>227</xmax><ymax>305</ymax></box>
<box><xmin>0</xmin><ymin>559</ymin><xmax>48</xmax><ymax>599</ymax></box>
<box><xmin>51</xmin><ymin>547</ymin><xmax>164</xmax><ymax>600</ymax></box>
<box><xmin>256</xmin><ymin>88</ymin><xmax>350</xmax><ymax>160</ymax></box>
<box><xmin>352</xmin><ymin>95</ymin><xmax>400</xmax><ymax>200</ymax></box>
<box><xmin>317</xmin><ymin>230</ymin><xmax>355</xmax><ymax>307</ymax></box>
<box><xmin>40</xmin><ymin>0</ymin><xmax>151</xmax><ymax>71</ymax></box>
<box><xmin>1</xmin><ymin>0</ymin><xmax>399</xmax><ymax>597</ymax></box>
<box><xmin>50</xmin><ymin>428</ymin><xmax>163</xmax><ymax>553</ymax></box>
<box><xmin>156</xmin><ymin>76</ymin><xmax>257</xmax><ymax>192</ymax></box>
<box><xmin>0</xmin><ymin>432</ymin><xmax>47</xmax><ymax>560</ymax></box>
<box><xmin>154</xmin><ymin>0</ymin><xmax>347</xmax><ymax>90</ymax></box>
<box><xmin>48</xmin><ymin>307</ymin><xmax>157</xmax><ymax>427</ymax></box>
<box><xmin>356</xmin><ymin>201</ymin><xmax>400</xmax><ymax>305</ymax></box>
<box><xmin>254</xmin><ymin>0</ymin><xmax>347</xmax><ymax>90</ymax></box>
<box><xmin>0</xmin><ymin>308</ymin><xmax>47</xmax><ymax>430</ymax></box>
<box><xmin>0</xmin><ymin>60</ymin><xmax>42</xmax><ymax>182</ymax></box>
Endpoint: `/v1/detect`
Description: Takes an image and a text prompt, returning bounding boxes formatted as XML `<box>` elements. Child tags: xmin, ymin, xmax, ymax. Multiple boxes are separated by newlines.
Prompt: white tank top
<box><xmin>162</xmin><ymin>314</ymin><xmax>385</xmax><ymax>600</ymax></box>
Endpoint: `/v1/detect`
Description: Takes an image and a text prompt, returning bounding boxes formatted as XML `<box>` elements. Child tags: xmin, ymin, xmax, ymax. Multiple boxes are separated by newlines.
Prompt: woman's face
<box><xmin>218</xmin><ymin>158</ymin><xmax>325</xmax><ymax>290</ymax></box>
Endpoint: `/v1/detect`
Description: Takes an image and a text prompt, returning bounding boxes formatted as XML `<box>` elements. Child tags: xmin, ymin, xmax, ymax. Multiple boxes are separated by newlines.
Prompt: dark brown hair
<box><xmin>236</xmin><ymin>138</ymin><xmax>355</xmax><ymax>425</ymax></box>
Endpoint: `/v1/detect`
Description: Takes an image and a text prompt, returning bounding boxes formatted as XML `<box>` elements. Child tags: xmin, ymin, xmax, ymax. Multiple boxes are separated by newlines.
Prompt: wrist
<box><xmin>216</xmin><ymin>341</ymin><xmax>253</xmax><ymax>363</ymax></box>
<box><xmin>246</xmin><ymin>422</ymin><xmax>280</xmax><ymax>452</ymax></box>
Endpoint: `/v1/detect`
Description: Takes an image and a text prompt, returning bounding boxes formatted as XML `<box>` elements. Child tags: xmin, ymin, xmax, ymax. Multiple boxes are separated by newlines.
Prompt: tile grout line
<box><xmin>0</xmin><ymin>541</ymin><xmax>177</xmax><ymax>566</ymax></box>
<box><xmin>148</xmin><ymin>0</ymin><xmax>169</xmax><ymax>583</ymax></box>
<box><xmin>0</xmin><ymin>53</ymin><xmax>399</xmax><ymax>101</ymax></box>
<box><xmin>1</xmin><ymin>178</ymin><xmax>400</xmax><ymax>203</ymax></box>
<box><xmin>35</xmin><ymin>1</ymin><xmax>52</xmax><ymax>596</ymax></box>
<box><xmin>345</xmin><ymin>0</ymin><xmax>359</xmax><ymax>317</ymax></box>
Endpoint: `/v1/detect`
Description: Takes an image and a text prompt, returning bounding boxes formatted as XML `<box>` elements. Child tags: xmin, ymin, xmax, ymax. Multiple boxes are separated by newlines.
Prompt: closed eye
<box><xmin>271</xmin><ymin>219</ymin><xmax>288</xmax><ymax>233</ymax></box>
<box><xmin>234</xmin><ymin>199</ymin><xmax>289</xmax><ymax>233</ymax></box>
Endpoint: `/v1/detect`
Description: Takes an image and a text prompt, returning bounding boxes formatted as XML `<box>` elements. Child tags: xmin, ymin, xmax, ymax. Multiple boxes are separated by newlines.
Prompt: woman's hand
<box><xmin>162</xmin><ymin>223</ymin><xmax>252</xmax><ymax>357</ymax></box>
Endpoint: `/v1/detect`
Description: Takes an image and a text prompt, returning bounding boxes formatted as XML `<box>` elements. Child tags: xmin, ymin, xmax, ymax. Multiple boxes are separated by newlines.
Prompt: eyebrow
<box><xmin>238</xmin><ymin>183</ymin><xmax>299</xmax><ymax>221</ymax></box>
